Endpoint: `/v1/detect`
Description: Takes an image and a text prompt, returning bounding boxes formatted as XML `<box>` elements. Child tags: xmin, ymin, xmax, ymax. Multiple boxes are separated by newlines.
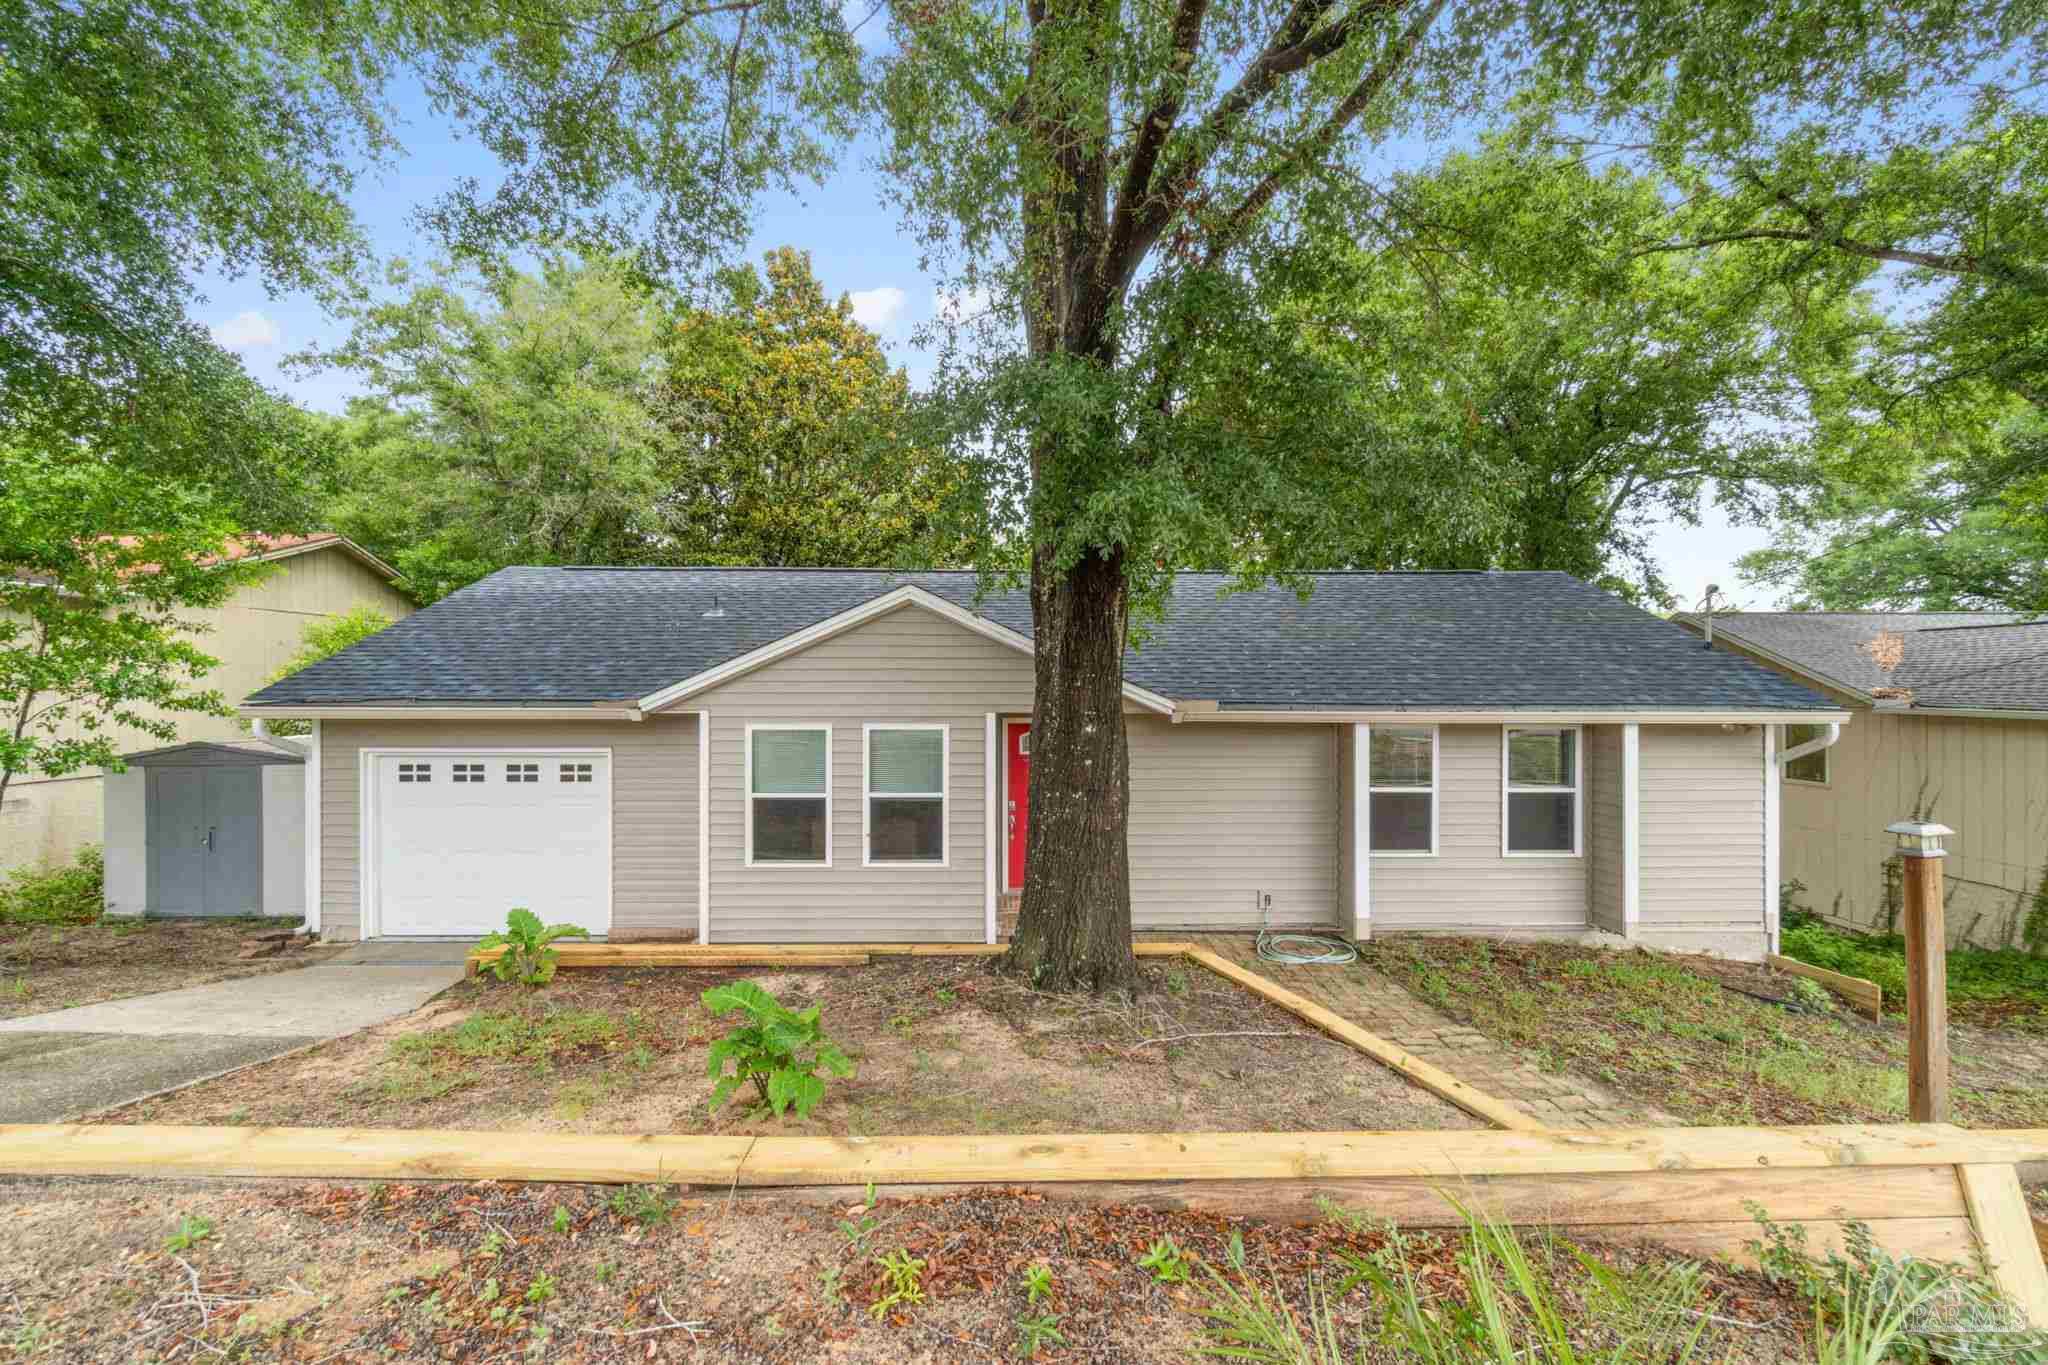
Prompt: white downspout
<box><xmin>1777</xmin><ymin>722</ymin><xmax>1841</xmax><ymax>769</ymax></box>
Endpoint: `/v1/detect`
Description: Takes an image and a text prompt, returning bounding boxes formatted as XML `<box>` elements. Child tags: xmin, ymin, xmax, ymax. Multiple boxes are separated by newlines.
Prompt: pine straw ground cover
<box><xmin>102</xmin><ymin>957</ymin><xmax>1479</xmax><ymax>1135</ymax></box>
<box><xmin>0</xmin><ymin>1174</ymin><xmax>1817</xmax><ymax>1362</ymax></box>
<box><xmin>1358</xmin><ymin>937</ymin><xmax>2048</xmax><ymax>1129</ymax></box>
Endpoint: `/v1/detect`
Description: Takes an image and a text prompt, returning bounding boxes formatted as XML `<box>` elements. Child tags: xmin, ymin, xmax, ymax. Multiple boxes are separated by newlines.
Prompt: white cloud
<box><xmin>847</xmin><ymin>286</ymin><xmax>906</xmax><ymax>331</ymax></box>
<box><xmin>932</xmin><ymin>286</ymin><xmax>992</xmax><ymax>325</ymax></box>
<box><xmin>211</xmin><ymin>310</ymin><xmax>282</xmax><ymax>350</ymax></box>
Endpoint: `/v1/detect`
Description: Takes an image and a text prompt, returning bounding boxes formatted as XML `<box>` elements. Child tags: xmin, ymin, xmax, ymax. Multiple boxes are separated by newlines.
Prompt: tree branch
<box><xmin>1202</xmin><ymin>0</ymin><xmax>1443</xmax><ymax>262</ymax></box>
<box><xmin>1100</xmin><ymin>0</ymin><xmax>1213</xmax><ymax>279</ymax></box>
<box><xmin>1630</xmin><ymin>226</ymin><xmax>2002</xmax><ymax>278</ymax></box>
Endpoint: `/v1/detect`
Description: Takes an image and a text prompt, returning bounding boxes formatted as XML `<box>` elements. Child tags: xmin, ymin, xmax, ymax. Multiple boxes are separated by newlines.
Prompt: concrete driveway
<box><xmin>0</xmin><ymin>944</ymin><xmax>468</xmax><ymax>1122</ymax></box>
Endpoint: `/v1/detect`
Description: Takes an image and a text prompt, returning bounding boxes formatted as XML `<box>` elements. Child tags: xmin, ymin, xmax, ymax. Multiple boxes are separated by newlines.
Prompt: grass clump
<box><xmin>1781</xmin><ymin>912</ymin><xmax>2048</xmax><ymax>1031</ymax></box>
<box><xmin>370</xmin><ymin>1007</ymin><xmax>636</xmax><ymax>1105</ymax></box>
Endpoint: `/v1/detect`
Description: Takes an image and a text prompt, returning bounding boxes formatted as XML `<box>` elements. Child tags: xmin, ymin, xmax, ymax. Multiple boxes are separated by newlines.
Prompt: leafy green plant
<box><xmin>0</xmin><ymin>845</ymin><xmax>102</xmax><ymax>925</ymax></box>
<box><xmin>703</xmin><ymin>979</ymin><xmax>854</xmax><ymax>1118</ymax></box>
<box><xmin>164</xmin><ymin>1214</ymin><xmax>215</xmax><ymax>1253</ymax></box>
<box><xmin>1016</xmin><ymin>1311</ymin><xmax>1066</xmax><ymax>1357</ymax></box>
<box><xmin>1788</xmin><ymin>976</ymin><xmax>1838</xmax><ymax>1015</ymax></box>
<box><xmin>869</xmin><ymin>1249</ymin><xmax>926</xmax><ymax>1321</ymax></box>
<box><xmin>607</xmin><ymin>1183</ymin><xmax>676</xmax><ymax>1227</ymax></box>
<box><xmin>525</xmin><ymin>1272</ymin><xmax>558</xmax><ymax>1304</ymax></box>
<box><xmin>1138</xmin><ymin>1237</ymin><xmax>1190</xmax><ymax>1284</ymax></box>
<box><xmin>551</xmin><ymin>1205</ymin><xmax>573</xmax><ymax>1235</ymax></box>
<box><xmin>474</xmin><ymin>908</ymin><xmax>589</xmax><ymax>985</ymax></box>
<box><xmin>1022</xmin><ymin>1263</ymin><xmax>1054</xmax><ymax>1305</ymax></box>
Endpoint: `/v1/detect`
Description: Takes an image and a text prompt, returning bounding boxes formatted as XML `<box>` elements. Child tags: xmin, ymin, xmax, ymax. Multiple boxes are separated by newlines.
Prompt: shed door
<box><xmin>373</xmin><ymin>753</ymin><xmax>611</xmax><ymax>938</ymax></box>
<box><xmin>147</xmin><ymin>767</ymin><xmax>263</xmax><ymax>916</ymax></box>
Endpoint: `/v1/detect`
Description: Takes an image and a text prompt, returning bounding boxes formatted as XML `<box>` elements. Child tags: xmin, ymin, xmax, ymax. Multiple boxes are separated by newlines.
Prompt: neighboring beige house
<box><xmin>1677</xmin><ymin>611</ymin><xmax>2048</xmax><ymax>949</ymax></box>
<box><xmin>0</xmin><ymin>534</ymin><xmax>413</xmax><ymax>873</ymax></box>
<box><xmin>243</xmin><ymin>568</ymin><xmax>1847</xmax><ymax>958</ymax></box>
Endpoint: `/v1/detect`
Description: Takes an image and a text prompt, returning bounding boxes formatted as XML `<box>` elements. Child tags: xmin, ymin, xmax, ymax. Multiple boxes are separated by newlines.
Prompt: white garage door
<box><xmin>372</xmin><ymin>751</ymin><xmax>611</xmax><ymax>938</ymax></box>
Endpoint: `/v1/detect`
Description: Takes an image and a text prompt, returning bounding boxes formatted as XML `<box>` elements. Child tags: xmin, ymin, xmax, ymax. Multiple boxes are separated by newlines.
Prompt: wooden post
<box><xmin>1889</xmin><ymin>820</ymin><xmax>1953</xmax><ymax>1124</ymax></box>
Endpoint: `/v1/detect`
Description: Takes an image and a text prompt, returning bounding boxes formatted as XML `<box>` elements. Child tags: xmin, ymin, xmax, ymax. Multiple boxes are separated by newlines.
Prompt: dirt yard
<box><xmin>0</xmin><ymin>920</ymin><xmax>341</xmax><ymax>1021</ymax></box>
<box><xmin>0</xmin><ymin>1174</ymin><xmax>1816</xmax><ymax>1362</ymax></box>
<box><xmin>1359</xmin><ymin>937</ymin><xmax>2048</xmax><ymax>1130</ymax></box>
<box><xmin>103</xmin><ymin>957</ymin><xmax>1478</xmax><ymax>1135</ymax></box>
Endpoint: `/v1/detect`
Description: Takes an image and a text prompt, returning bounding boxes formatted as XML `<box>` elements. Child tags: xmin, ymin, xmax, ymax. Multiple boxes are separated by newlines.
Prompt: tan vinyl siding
<box><xmin>1126</xmin><ymin>719</ymin><xmax>1339</xmax><ymax>929</ymax></box>
<box><xmin>1368</xmin><ymin>725</ymin><xmax>1587</xmax><ymax>931</ymax></box>
<box><xmin>1783</xmin><ymin>710</ymin><xmax>2048</xmax><ymax>947</ymax></box>
<box><xmin>1585</xmin><ymin>724</ymin><xmax>1625</xmax><ymax>934</ymax></box>
<box><xmin>1638</xmin><ymin>725</ymin><xmax>1763</xmax><ymax>933</ymax></box>
<box><xmin>694</xmin><ymin>605</ymin><xmax>1029</xmax><ymax>942</ymax></box>
<box><xmin>319</xmin><ymin>718</ymin><xmax>697</xmax><ymax>942</ymax></box>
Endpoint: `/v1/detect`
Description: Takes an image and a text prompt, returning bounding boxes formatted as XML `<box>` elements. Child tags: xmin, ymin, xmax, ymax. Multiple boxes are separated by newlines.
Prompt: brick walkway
<box><xmin>1166</xmin><ymin>933</ymin><xmax>1676</xmax><ymax>1129</ymax></box>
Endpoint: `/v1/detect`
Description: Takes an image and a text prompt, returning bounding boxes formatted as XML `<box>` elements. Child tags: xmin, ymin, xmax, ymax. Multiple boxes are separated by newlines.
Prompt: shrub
<box><xmin>0</xmin><ymin>845</ymin><xmax>103</xmax><ymax>925</ymax></box>
<box><xmin>474</xmin><ymin>908</ymin><xmax>588</xmax><ymax>985</ymax></box>
<box><xmin>703</xmin><ymin>978</ymin><xmax>854</xmax><ymax>1119</ymax></box>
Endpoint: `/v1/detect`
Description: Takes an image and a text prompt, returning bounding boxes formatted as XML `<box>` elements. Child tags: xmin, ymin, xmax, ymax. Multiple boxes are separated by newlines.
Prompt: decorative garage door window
<box><xmin>398</xmin><ymin>762</ymin><xmax>431</xmax><ymax>783</ymax></box>
<box><xmin>749</xmin><ymin>726</ymin><xmax>830</xmax><ymax>865</ymax></box>
<box><xmin>505</xmin><ymin>761</ymin><xmax>540</xmax><ymax>783</ymax></box>
<box><xmin>452</xmin><ymin>762</ymin><xmax>484</xmax><ymax>783</ymax></box>
<box><xmin>866</xmin><ymin>726</ymin><xmax>946</xmax><ymax>865</ymax></box>
<box><xmin>1504</xmin><ymin>726</ymin><xmax>1581</xmax><ymax>856</ymax></box>
<box><xmin>560</xmin><ymin>762</ymin><xmax>593</xmax><ymax>783</ymax></box>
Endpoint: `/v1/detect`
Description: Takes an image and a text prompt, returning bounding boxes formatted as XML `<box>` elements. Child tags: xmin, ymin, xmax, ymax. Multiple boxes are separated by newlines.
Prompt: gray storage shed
<box><xmin>102</xmin><ymin>741</ymin><xmax>306</xmax><ymax>920</ymax></box>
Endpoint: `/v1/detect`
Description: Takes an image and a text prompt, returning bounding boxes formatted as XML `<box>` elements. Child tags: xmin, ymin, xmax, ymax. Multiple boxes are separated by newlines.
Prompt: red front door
<box><xmin>1005</xmin><ymin>722</ymin><xmax>1031</xmax><ymax>889</ymax></box>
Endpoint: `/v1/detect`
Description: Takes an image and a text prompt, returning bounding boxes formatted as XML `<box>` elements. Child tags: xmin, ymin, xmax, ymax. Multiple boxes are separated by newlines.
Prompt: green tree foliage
<box><xmin>320</xmin><ymin>255</ymin><xmax>676</xmax><ymax>601</ymax></box>
<box><xmin>658</xmin><ymin>247</ymin><xmax>971</xmax><ymax>567</ymax></box>
<box><xmin>0</xmin><ymin>0</ymin><xmax>373</xmax><ymax>526</ymax></box>
<box><xmin>1255</xmin><ymin>146</ymin><xmax>1858</xmax><ymax>603</ymax></box>
<box><xmin>0</xmin><ymin>447</ymin><xmax>261</xmax><ymax>807</ymax></box>
<box><xmin>324</xmin><ymin>251</ymin><xmax>965</xmax><ymax>599</ymax></box>
<box><xmin>253</xmin><ymin>606</ymin><xmax>395</xmax><ymax>735</ymax></box>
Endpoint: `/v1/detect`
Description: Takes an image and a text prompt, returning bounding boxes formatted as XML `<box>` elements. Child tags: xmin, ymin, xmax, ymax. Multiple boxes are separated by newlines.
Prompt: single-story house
<box><xmin>1</xmin><ymin>532</ymin><xmax>413</xmax><ymax>876</ymax></box>
<box><xmin>1677</xmin><ymin>610</ymin><xmax>2048</xmax><ymax>949</ymax></box>
<box><xmin>241</xmin><ymin>568</ymin><xmax>1847</xmax><ymax>959</ymax></box>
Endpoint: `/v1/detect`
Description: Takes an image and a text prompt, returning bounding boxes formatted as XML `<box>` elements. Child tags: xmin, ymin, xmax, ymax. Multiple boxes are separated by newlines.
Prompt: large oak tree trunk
<box><xmin>998</xmin><ymin>542</ymin><xmax>1142</xmax><ymax>993</ymax></box>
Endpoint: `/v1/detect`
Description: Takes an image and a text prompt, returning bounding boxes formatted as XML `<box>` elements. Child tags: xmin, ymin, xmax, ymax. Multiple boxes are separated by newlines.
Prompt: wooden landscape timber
<box><xmin>1767</xmin><ymin>953</ymin><xmax>1886</xmax><ymax>1021</ymax></box>
<box><xmin>2</xmin><ymin>1122</ymin><xmax>2043</xmax><ymax>1320</ymax></box>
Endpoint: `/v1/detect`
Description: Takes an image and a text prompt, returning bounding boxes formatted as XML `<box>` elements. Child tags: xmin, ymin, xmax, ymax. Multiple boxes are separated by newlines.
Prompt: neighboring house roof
<box><xmin>1681</xmin><ymin>611</ymin><xmax>2048</xmax><ymax>715</ymax></box>
<box><xmin>246</xmin><ymin>566</ymin><xmax>1839</xmax><ymax>714</ymax></box>
<box><xmin>91</xmin><ymin>531</ymin><xmax>402</xmax><ymax>583</ymax></box>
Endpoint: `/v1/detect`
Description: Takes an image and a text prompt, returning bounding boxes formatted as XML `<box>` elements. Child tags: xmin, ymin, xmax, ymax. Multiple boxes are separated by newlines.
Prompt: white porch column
<box><xmin>984</xmin><ymin>712</ymin><xmax>999</xmax><ymax>944</ymax></box>
<box><xmin>1351</xmin><ymin>721</ymin><xmax>1370</xmax><ymax>941</ymax></box>
<box><xmin>303</xmin><ymin>719</ymin><xmax>322</xmax><ymax>935</ymax></box>
<box><xmin>697</xmin><ymin>710</ymin><xmax>711</xmax><ymax>944</ymax></box>
<box><xmin>1763</xmin><ymin>722</ymin><xmax>1780</xmax><ymax>954</ymax></box>
<box><xmin>1621</xmin><ymin>721</ymin><xmax>1640</xmax><ymax>939</ymax></box>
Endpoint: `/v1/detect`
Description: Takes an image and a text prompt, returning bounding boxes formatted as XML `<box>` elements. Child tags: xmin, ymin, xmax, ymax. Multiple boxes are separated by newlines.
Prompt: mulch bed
<box><xmin>0</xmin><ymin>919</ymin><xmax>338</xmax><ymax>1020</ymax></box>
<box><xmin>0</xmin><ymin>1175</ymin><xmax>1815</xmax><ymax>1362</ymax></box>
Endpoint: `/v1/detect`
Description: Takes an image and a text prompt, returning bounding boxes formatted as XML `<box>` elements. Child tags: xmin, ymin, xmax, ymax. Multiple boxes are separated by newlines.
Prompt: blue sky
<box><xmin>193</xmin><ymin>79</ymin><xmax>1778</xmax><ymax>611</ymax></box>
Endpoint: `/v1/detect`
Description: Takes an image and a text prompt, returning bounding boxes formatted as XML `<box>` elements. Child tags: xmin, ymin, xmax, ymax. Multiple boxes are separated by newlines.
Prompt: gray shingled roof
<box><xmin>246</xmin><ymin>567</ymin><xmax>1841</xmax><ymax>712</ymax></box>
<box><xmin>1698</xmin><ymin>611</ymin><xmax>2047</xmax><ymax>713</ymax></box>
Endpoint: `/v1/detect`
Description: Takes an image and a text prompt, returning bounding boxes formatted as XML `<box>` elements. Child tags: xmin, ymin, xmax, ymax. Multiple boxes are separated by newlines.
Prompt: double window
<box><xmin>864</xmin><ymin>725</ymin><xmax>947</xmax><ymax>866</ymax></box>
<box><xmin>748</xmin><ymin>726</ymin><xmax>832</xmax><ymax>865</ymax></box>
<box><xmin>1783</xmin><ymin>723</ymin><xmax>1830</xmax><ymax>785</ymax></box>
<box><xmin>1503</xmin><ymin>727</ymin><xmax>1580</xmax><ymax>855</ymax></box>
<box><xmin>1368</xmin><ymin>725</ymin><xmax>1436</xmax><ymax>855</ymax></box>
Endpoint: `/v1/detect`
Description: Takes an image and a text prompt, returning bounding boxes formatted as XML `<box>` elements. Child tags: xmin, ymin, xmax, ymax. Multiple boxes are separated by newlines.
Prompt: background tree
<box><xmin>657</xmin><ymin>247</ymin><xmax>973</xmax><ymax>567</ymax></box>
<box><xmin>319</xmin><ymin>255</ymin><xmax>676</xmax><ymax>601</ymax></box>
<box><xmin>1247</xmin><ymin>146</ymin><xmax>1856</xmax><ymax>604</ymax></box>
<box><xmin>251</xmin><ymin>607</ymin><xmax>397</xmax><ymax>736</ymax></box>
<box><xmin>1</xmin><ymin>0</ymin><xmax>375</xmax><ymax>527</ymax></box>
<box><xmin>0</xmin><ymin>446</ymin><xmax>258</xmax><ymax>809</ymax></box>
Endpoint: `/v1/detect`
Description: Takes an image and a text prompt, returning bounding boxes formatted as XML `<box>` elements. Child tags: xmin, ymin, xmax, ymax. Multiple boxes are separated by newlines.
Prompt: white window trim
<box><xmin>356</xmin><ymin>747</ymin><xmax>613</xmax><ymax>942</ymax></box>
<box><xmin>1367</xmin><ymin>723</ymin><xmax>1439</xmax><ymax>858</ymax></box>
<box><xmin>744</xmin><ymin>723</ymin><xmax>833</xmax><ymax>869</ymax></box>
<box><xmin>1780</xmin><ymin>724</ymin><xmax>1832</xmax><ymax>787</ymax></box>
<box><xmin>862</xmin><ymin>723</ymin><xmax>949</xmax><ymax>869</ymax></box>
<box><xmin>1501</xmin><ymin>725</ymin><xmax>1583</xmax><ymax>858</ymax></box>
